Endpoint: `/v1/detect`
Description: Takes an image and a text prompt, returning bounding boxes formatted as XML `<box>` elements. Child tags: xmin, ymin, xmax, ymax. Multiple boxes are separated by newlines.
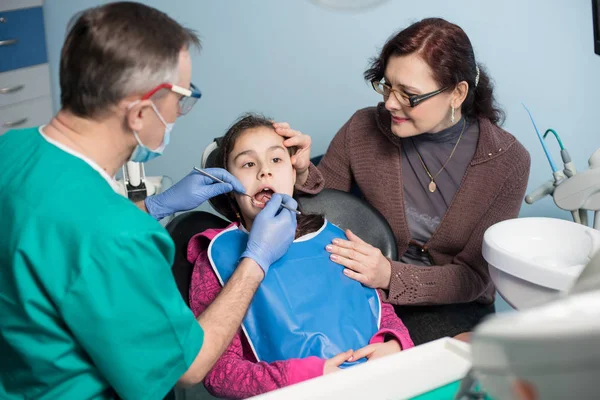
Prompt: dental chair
<box><xmin>164</xmin><ymin>139</ymin><xmax>397</xmax><ymax>399</ymax></box>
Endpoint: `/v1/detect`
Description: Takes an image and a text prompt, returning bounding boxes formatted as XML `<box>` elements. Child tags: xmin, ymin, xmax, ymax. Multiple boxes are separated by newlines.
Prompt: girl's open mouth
<box><xmin>251</xmin><ymin>187</ymin><xmax>274</xmax><ymax>208</ymax></box>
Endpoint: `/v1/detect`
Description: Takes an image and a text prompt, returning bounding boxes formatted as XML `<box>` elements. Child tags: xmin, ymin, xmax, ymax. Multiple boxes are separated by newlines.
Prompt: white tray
<box><xmin>250</xmin><ymin>337</ymin><xmax>472</xmax><ymax>400</ymax></box>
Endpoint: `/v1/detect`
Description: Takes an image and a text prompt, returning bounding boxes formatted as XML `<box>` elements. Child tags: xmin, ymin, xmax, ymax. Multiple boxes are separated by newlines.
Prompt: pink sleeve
<box><xmin>189</xmin><ymin>239</ymin><xmax>325</xmax><ymax>399</ymax></box>
<box><xmin>203</xmin><ymin>335</ymin><xmax>325</xmax><ymax>399</ymax></box>
<box><xmin>369</xmin><ymin>293</ymin><xmax>414</xmax><ymax>350</ymax></box>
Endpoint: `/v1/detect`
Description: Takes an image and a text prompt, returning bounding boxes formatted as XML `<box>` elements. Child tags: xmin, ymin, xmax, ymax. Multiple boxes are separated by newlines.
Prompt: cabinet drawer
<box><xmin>0</xmin><ymin>64</ymin><xmax>51</xmax><ymax>108</ymax></box>
<box><xmin>0</xmin><ymin>95</ymin><xmax>53</xmax><ymax>135</ymax></box>
<box><xmin>0</xmin><ymin>7</ymin><xmax>48</xmax><ymax>73</ymax></box>
<box><xmin>0</xmin><ymin>1</ymin><xmax>43</xmax><ymax>13</ymax></box>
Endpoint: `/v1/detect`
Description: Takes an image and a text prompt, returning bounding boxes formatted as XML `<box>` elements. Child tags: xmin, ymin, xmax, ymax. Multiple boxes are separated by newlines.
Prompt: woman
<box><xmin>274</xmin><ymin>18</ymin><xmax>531</xmax><ymax>345</ymax></box>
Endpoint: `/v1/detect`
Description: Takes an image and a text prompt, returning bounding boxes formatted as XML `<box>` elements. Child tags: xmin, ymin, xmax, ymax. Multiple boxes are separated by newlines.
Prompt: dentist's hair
<box><xmin>210</xmin><ymin>113</ymin><xmax>325</xmax><ymax>239</ymax></box>
<box><xmin>364</xmin><ymin>17</ymin><xmax>504</xmax><ymax>125</ymax></box>
<box><xmin>60</xmin><ymin>2</ymin><xmax>200</xmax><ymax>117</ymax></box>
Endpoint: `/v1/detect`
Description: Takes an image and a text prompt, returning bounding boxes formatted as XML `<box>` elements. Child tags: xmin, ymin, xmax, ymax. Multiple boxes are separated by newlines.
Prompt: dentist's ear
<box><xmin>121</xmin><ymin>98</ymin><xmax>154</xmax><ymax>132</ymax></box>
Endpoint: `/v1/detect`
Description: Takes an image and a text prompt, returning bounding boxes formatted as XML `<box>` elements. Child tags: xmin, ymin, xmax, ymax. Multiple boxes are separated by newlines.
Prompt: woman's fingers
<box><xmin>346</xmin><ymin>229</ymin><xmax>368</xmax><ymax>245</ymax></box>
<box><xmin>328</xmin><ymin>251</ymin><xmax>368</xmax><ymax>273</ymax></box>
<box><xmin>342</xmin><ymin>268</ymin><xmax>369</xmax><ymax>285</ymax></box>
<box><xmin>328</xmin><ymin>238</ymin><xmax>373</xmax><ymax>261</ymax></box>
<box><xmin>327</xmin><ymin>246</ymin><xmax>369</xmax><ymax>269</ymax></box>
<box><xmin>272</xmin><ymin>122</ymin><xmax>290</xmax><ymax>130</ymax></box>
<box><xmin>283</xmin><ymin>134</ymin><xmax>310</xmax><ymax>149</ymax></box>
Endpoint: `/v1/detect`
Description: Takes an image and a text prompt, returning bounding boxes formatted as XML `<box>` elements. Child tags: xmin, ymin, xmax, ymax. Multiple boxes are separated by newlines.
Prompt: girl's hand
<box><xmin>323</xmin><ymin>349</ymin><xmax>354</xmax><ymax>375</ymax></box>
<box><xmin>353</xmin><ymin>341</ymin><xmax>401</xmax><ymax>362</ymax></box>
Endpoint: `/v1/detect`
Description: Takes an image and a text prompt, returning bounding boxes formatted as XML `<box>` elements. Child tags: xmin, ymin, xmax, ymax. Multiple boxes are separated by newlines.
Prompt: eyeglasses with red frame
<box><xmin>140</xmin><ymin>82</ymin><xmax>201</xmax><ymax>115</ymax></box>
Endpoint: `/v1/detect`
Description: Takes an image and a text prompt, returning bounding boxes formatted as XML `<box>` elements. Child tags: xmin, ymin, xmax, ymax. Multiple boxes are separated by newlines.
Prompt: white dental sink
<box><xmin>483</xmin><ymin>217</ymin><xmax>600</xmax><ymax>309</ymax></box>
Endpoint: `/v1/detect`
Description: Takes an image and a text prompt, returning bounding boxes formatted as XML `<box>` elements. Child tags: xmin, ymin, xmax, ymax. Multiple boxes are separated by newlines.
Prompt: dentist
<box><xmin>0</xmin><ymin>3</ymin><xmax>297</xmax><ymax>399</ymax></box>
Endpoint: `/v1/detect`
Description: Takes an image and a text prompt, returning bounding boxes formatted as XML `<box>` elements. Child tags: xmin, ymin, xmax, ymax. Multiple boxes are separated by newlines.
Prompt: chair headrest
<box><xmin>298</xmin><ymin>189</ymin><xmax>397</xmax><ymax>260</ymax></box>
<box><xmin>201</xmin><ymin>136</ymin><xmax>225</xmax><ymax>169</ymax></box>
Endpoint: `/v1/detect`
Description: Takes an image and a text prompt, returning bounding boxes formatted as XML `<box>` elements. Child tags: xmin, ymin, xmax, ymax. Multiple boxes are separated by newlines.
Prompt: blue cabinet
<box><xmin>0</xmin><ymin>7</ymin><xmax>48</xmax><ymax>73</ymax></box>
<box><xmin>0</xmin><ymin>1</ymin><xmax>53</xmax><ymax>135</ymax></box>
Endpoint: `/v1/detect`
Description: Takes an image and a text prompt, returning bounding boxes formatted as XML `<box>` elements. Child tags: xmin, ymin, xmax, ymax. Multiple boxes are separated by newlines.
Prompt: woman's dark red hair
<box><xmin>365</xmin><ymin>18</ymin><xmax>504</xmax><ymax>125</ymax></box>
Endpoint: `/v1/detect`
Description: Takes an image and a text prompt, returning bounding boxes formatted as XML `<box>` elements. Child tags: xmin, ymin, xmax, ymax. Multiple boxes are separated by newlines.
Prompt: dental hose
<box><xmin>543</xmin><ymin>128</ymin><xmax>587</xmax><ymax>225</ymax></box>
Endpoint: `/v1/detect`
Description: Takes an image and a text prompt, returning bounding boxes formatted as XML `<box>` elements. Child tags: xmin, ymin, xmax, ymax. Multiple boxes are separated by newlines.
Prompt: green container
<box><xmin>410</xmin><ymin>380</ymin><xmax>492</xmax><ymax>400</ymax></box>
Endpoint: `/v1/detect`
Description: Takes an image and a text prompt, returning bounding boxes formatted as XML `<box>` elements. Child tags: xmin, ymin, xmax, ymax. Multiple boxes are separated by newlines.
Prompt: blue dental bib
<box><xmin>208</xmin><ymin>221</ymin><xmax>381</xmax><ymax>367</ymax></box>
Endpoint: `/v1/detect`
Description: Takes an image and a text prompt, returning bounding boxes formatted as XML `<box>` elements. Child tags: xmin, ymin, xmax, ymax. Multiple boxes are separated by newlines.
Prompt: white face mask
<box><xmin>129</xmin><ymin>102</ymin><xmax>174</xmax><ymax>163</ymax></box>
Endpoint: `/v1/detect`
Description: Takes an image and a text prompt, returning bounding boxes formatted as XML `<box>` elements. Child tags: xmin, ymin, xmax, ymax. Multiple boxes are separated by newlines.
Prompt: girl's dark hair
<box><xmin>210</xmin><ymin>113</ymin><xmax>325</xmax><ymax>239</ymax></box>
<box><xmin>364</xmin><ymin>18</ymin><xmax>504</xmax><ymax>125</ymax></box>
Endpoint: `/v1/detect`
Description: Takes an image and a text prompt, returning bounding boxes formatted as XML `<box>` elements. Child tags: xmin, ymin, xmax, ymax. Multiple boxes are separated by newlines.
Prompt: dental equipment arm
<box><xmin>122</xmin><ymin>161</ymin><xmax>148</xmax><ymax>202</ymax></box>
<box><xmin>116</xmin><ymin>161</ymin><xmax>165</xmax><ymax>207</ymax></box>
<box><xmin>524</xmin><ymin>177</ymin><xmax>559</xmax><ymax>205</ymax></box>
<box><xmin>553</xmin><ymin>149</ymin><xmax>600</xmax><ymax>229</ymax></box>
<box><xmin>523</xmin><ymin>108</ymin><xmax>591</xmax><ymax>227</ymax></box>
<box><xmin>561</xmin><ymin>150</ymin><xmax>588</xmax><ymax>226</ymax></box>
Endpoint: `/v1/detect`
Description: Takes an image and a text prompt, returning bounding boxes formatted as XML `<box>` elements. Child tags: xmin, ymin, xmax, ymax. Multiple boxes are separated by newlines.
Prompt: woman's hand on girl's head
<box><xmin>323</xmin><ymin>349</ymin><xmax>354</xmax><ymax>375</ymax></box>
<box><xmin>326</xmin><ymin>229</ymin><xmax>392</xmax><ymax>290</ymax></box>
<box><xmin>272</xmin><ymin>122</ymin><xmax>312</xmax><ymax>186</ymax></box>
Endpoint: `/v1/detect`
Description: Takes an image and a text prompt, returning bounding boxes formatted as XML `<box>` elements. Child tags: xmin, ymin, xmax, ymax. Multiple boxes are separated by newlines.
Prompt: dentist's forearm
<box><xmin>178</xmin><ymin>258</ymin><xmax>264</xmax><ymax>385</ymax></box>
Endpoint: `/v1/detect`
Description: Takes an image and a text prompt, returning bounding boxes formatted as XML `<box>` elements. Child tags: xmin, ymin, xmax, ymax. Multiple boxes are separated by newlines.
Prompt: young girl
<box><xmin>188</xmin><ymin>114</ymin><xmax>413</xmax><ymax>399</ymax></box>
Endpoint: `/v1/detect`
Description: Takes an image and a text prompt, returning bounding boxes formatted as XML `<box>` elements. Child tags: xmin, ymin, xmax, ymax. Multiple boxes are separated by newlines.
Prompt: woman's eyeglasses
<box><xmin>371</xmin><ymin>80</ymin><xmax>448</xmax><ymax>108</ymax></box>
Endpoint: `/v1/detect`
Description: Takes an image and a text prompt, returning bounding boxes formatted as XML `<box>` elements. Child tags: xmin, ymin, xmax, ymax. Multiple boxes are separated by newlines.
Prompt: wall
<box><xmin>41</xmin><ymin>1</ymin><xmax>600</xmax><ymax>397</ymax></box>
<box><xmin>44</xmin><ymin>0</ymin><xmax>600</xmax><ymax>220</ymax></box>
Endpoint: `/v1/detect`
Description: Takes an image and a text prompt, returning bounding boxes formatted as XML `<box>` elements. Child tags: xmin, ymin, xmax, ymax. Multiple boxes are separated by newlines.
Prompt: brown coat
<box><xmin>300</xmin><ymin>104</ymin><xmax>531</xmax><ymax>305</ymax></box>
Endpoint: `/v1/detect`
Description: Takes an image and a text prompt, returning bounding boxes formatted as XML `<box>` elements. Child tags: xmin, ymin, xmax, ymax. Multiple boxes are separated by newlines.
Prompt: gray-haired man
<box><xmin>0</xmin><ymin>2</ymin><xmax>298</xmax><ymax>399</ymax></box>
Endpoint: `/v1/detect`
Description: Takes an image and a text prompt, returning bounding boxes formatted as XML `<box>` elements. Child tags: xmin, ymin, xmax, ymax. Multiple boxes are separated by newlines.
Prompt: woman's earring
<box><xmin>235</xmin><ymin>212</ymin><xmax>241</xmax><ymax>221</ymax></box>
<box><xmin>450</xmin><ymin>107</ymin><xmax>455</xmax><ymax>124</ymax></box>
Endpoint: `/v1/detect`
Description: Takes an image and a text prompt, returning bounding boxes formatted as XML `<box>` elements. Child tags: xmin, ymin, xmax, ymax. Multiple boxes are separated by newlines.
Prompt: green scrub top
<box><xmin>0</xmin><ymin>128</ymin><xmax>204</xmax><ymax>399</ymax></box>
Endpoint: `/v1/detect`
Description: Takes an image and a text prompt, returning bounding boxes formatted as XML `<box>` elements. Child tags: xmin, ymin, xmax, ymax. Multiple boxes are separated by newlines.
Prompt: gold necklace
<box><xmin>412</xmin><ymin>119</ymin><xmax>466</xmax><ymax>193</ymax></box>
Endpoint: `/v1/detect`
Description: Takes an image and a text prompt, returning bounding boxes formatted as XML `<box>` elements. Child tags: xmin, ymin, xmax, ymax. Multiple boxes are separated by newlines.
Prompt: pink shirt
<box><xmin>188</xmin><ymin>224</ymin><xmax>414</xmax><ymax>399</ymax></box>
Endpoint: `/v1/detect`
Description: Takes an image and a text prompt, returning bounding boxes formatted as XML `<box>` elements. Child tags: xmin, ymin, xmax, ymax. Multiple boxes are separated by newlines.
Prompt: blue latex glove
<box><xmin>145</xmin><ymin>168</ymin><xmax>246</xmax><ymax>220</ymax></box>
<box><xmin>241</xmin><ymin>193</ymin><xmax>298</xmax><ymax>275</ymax></box>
